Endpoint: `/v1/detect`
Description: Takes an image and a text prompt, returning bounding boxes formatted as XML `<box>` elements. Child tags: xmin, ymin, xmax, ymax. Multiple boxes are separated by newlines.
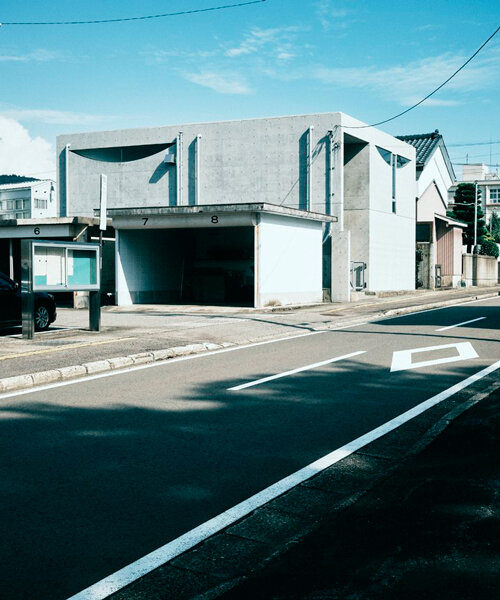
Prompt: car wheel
<box><xmin>34</xmin><ymin>304</ymin><xmax>50</xmax><ymax>331</ymax></box>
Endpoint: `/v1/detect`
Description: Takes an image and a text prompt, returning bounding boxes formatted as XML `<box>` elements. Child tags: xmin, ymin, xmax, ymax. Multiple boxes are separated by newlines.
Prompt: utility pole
<box><xmin>474</xmin><ymin>180</ymin><xmax>478</xmax><ymax>252</ymax></box>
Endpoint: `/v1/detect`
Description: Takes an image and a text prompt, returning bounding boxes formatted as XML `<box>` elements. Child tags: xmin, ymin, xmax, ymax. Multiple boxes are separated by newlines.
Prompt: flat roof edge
<box><xmin>0</xmin><ymin>216</ymin><xmax>104</xmax><ymax>227</ymax></box>
<box><xmin>104</xmin><ymin>203</ymin><xmax>338</xmax><ymax>223</ymax></box>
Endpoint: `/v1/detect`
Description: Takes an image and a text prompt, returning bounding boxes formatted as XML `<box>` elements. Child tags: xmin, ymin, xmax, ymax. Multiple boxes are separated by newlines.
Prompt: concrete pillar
<box><xmin>331</xmin><ymin>230</ymin><xmax>351</xmax><ymax>302</ymax></box>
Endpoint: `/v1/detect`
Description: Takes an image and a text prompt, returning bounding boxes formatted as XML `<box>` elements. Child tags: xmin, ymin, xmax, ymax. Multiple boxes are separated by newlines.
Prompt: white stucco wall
<box><xmin>256</xmin><ymin>213</ymin><xmax>323</xmax><ymax>307</ymax></box>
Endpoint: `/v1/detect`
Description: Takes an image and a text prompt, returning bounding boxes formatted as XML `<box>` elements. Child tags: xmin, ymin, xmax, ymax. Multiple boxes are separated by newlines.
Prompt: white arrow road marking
<box><xmin>391</xmin><ymin>342</ymin><xmax>478</xmax><ymax>372</ymax></box>
<box><xmin>435</xmin><ymin>317</ymin><xmax>486</xmax><ymax>331</ymax></box>
<box><xmin>228</xmin><ymin>351</ymin><xmax>367</xmax><ymax>391</ymax></box>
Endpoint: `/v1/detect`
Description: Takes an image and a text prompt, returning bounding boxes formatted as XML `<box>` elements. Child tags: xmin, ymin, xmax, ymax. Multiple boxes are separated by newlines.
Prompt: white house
<box><xmin>57</xmin><ymin>112</ymin><xmax>416</xmax><ymax>308</ymax></box>
<box><xmin>0</xmin><ymin>179</ymin><xmax>57</xmax><ymax>220</ymax></box>
<box><xmin>397</xmin><ymin>130</ymin><xmax>465</xmax><ymax>288</ymax></box>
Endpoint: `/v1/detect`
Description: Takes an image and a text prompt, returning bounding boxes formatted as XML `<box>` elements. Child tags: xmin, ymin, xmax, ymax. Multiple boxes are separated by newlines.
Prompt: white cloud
<box><xmin>314</xmin><ymin>1</ymin><xmax>349</xmax><ymax>30</ymax></box>
<box><xmin>2</xmin><ymin>108</ymin><xmax>104</xmax><ymax>125</ymax></box>
<box><xmin>225</xmin><ymin>27</ymin><xmax>299</xmax><ymax>60</ymax></box>
<box><xmin>0</xmin><ymin>49</ymin><xmax>62</xmax><ymax>62</ymax></box>
<box><xmin>183</xmin><ymin>70</ymin><xmax>252</xmax><ymax>94</ymax></box>
<box><xmin>0</xmin><ymin>116</ymin><xmax>55</xmax><ymax>178</ymax></box>
<box><xmin>142</xmin><ymin>48</ymin><xmax>217</xmax><ymax>63</ymax></box>
<box><xmin>313</xmin><ymin>50</ymin><xmax>500</xmax><ymax>105</ymax></box>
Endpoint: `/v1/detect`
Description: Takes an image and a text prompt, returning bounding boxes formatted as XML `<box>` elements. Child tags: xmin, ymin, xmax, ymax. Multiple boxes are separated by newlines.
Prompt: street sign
<box><xmin>32</xmin><ymin>241</ymin><xmax>100</xmax><ymax>292</ymax></box>
<box><xmin>100</xmin><ymin>174</ymin><xmax>107</xmax><ymax>231</ymax></box>
<box><xmin>21</xmin><ymin>240</ymin><xmax>102</xmax><ymax>339</ymax></box>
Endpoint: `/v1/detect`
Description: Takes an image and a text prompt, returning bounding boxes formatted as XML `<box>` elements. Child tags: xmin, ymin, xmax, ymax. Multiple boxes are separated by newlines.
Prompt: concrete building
<box><xmin>450</xmin><ymin>163</ymin><xmax>500</xmax><ymax>224</ymax></box>
<box><xmin>398</xmin><ymin>130</ymin><xmax>465</xmax><ymax>288</ymax></box>
<box><xmin>0</xmin><ymin>179</ymin><xmax>56</xmax><ymax>221</ymax></box>
<box><xmin>57</xmin><ymin>112</ymin><xmax>416</xmax><ymax>307</ymax></box>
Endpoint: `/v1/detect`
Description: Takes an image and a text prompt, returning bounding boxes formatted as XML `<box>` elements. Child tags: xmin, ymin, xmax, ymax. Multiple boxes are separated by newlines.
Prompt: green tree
<box><xmin>479</xmin><ymin>238</ymin><xmax>499</xmax><ymax>258</ymax></box>
<box><xmin>448</xmin><ymin>183</ymin><xmax>487</xmax><ymax>252</ymax></box>
<box><xmin>0</xmin><ymin>174</ymin><xmax>38</xmax><ymax>185</ymax></box>
<box><xmin>490</xmin><ymin>211</ymin><xmax>500</xmax><ymax>243</ymax></box>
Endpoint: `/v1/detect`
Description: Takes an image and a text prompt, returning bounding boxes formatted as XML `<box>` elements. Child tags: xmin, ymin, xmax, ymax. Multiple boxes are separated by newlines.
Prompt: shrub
<box><xmin>478</xmin><ymin>238</ymin><xmax>499</xmax><ymax>259</ymax></box>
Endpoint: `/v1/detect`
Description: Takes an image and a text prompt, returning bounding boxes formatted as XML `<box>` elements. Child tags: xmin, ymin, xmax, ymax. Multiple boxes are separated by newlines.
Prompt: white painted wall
<box><xmin>256</xmin><ymin>213</ymin><xmax>323</xmax><ymax>307</ymax></box>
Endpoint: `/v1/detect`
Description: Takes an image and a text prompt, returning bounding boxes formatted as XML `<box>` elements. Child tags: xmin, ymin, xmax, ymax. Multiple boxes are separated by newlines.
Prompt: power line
<box><xmin>0</xmin><ymin>1</ymin><xmax>267</xmax><ymax>26</ymax></box>
<box><xmin>448</xmin><ymin>140</ymin><xmax>500</xmax><ymax>147</ymax></box>
<box><xmin>345</xmin><ymin>24</ymin><xmax>500</xmax><ymax>130</ymax></box>
<box><xmin>452</xmin><ymin>162</ymin><xmax>500</xmax><ymax>167</ymax></box>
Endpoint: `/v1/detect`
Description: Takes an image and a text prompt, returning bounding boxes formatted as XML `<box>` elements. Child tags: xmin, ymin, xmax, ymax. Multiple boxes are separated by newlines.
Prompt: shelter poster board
<box><xmin>32</xmin><ymin>241</ymin><xmax>100</xmax><ymax>291</ymax></box>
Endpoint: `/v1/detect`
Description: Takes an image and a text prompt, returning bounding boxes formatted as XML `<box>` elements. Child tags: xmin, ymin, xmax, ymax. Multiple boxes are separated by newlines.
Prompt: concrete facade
<box><xmin>57</xmin><ymin>112</ymin><xmax>417</xmax><ymax>305</ymax></box>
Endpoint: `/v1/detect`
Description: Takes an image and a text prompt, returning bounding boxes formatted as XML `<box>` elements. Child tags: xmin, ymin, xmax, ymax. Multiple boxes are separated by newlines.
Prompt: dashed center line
<box><xmin>228</xmin><ymin>350</ymin><xmax>366</xmax><ymax>390</ymax></box>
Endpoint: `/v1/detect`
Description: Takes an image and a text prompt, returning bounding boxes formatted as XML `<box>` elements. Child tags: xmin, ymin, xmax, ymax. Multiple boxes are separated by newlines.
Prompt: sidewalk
<box><xmin>1</xmin><ymin>286</ymin><xmax>499</xmax><ymax>390</ymax></box>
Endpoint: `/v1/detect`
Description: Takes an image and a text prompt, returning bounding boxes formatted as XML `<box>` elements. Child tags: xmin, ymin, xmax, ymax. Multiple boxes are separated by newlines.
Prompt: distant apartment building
<box><xmin>449</xmin><ymin>163</ymin><xmax>500</xmax><ymax>222</ymax></box>
<box><xmin>0</xmin><ymin>180</ymin><xmax>57</xmax><ymax>220</ymax></box>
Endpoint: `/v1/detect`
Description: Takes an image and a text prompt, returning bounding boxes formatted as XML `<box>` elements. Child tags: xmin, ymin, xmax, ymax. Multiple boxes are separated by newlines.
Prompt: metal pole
<box><xmin>20</xmin><ymin>240</ymin><xmax>34</xmax><ymax>340</ymax></box>
<box><xmin>474</xmin><ymin>180</ymin><xmax>478</xmax><ymax>251</ymax></box>
<box><xmin>8</xmin><ymin>238</ymin><xmax>14</xmax><ymax>279</ymax></box>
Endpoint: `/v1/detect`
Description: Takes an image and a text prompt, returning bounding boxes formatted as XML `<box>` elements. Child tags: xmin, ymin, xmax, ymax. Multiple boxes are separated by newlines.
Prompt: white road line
<box><xmin>2</xmin><ymin>294</ymin><xmax>498</xmax><ymax>401</ymax></box>
<box><xmin>228</xmin><ymin>351</ymin><xmax>366</xmax><ymax>391</ymax></box>
<box><xmin>436</xmin><ymin>317</ymin><xmax>486</xmax><ymax>331</ymax></box>
<box><xmin>66</xmin><ymin>359</ymin><xmax>500</xmax><ymax>600</ymax></box>
<box><xmin>0</xmin><ymin>330</ymin><xmax>327</xmax><ymax>401</ymax></box>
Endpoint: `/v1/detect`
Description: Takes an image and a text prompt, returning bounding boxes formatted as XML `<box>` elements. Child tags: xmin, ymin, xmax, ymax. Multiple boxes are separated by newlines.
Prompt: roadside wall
<box><xmin>462</xmin><ymin>254</ymin><xmax>498</xmax><ymax>287</ymax></box>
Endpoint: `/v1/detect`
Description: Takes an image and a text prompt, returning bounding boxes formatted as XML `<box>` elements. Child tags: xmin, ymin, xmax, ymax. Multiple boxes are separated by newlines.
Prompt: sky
<box><xmin>0</xmin><ymin>0</ymin><xmax>499</xmax><ymax>180</ymax></box>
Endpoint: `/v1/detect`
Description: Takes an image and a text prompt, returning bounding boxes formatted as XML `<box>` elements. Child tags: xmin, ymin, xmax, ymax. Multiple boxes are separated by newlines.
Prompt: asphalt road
<box><xmin>0</xmin><ymin>297</ymin><xmax>498</xmax><ymax>600</ymax></box>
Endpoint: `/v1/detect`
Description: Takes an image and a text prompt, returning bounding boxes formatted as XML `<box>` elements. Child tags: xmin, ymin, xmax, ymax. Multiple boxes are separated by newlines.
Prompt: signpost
<box><xmin>21</xmin><ymin>240</ymin><xmax>101</xmax><ymax>339</ymax></box>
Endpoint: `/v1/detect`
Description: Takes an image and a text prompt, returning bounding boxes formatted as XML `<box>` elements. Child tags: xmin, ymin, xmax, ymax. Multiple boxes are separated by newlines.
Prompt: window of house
<box><xmin>416</xmin><ymin>223</ymin><xmax>432</xmax><ymax>242</ymax></box>
<box><xmin>35</xmin><ymin>198</ymin><xmax>48</xmax><ymax>209</ymax></box>
<box><xmin>376</xmin><ymin>147</ymin><xmax>411</xmax><ymax>214</ymax></box>
<box><xmin>489</xmin><ymin>188</ymin><xmax>500</xmax><ymax>203</ymax></box>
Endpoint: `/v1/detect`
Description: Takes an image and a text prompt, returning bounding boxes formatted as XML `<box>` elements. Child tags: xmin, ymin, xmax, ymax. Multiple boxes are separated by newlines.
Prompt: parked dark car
<box><xmin>0</xmin><ymin>272</ymin><xmax>57</xmax><ymax>331</ymax></box>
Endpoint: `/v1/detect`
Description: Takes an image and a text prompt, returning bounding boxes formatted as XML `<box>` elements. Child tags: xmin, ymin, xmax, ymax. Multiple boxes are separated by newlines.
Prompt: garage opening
<box><xmin>118</xmin><ymin>226</ymin><xmax>254</xmax><ymax>306</ymax></box>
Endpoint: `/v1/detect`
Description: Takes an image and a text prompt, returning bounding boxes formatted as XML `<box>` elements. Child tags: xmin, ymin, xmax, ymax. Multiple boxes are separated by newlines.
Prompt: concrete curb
<box><xmin>1</xmin><ymin>290</ymin><xmax>498</xmax><ymax>394</ymax></box>
<box><xmin>0</xmin><ymin>342</ymin><xmax>231</xmax><ymax>393</ymax></box>
<box><xmin>382</xmin><ymin>290</ymin><xmax>500</xmax><ymax>317</ymax></box>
